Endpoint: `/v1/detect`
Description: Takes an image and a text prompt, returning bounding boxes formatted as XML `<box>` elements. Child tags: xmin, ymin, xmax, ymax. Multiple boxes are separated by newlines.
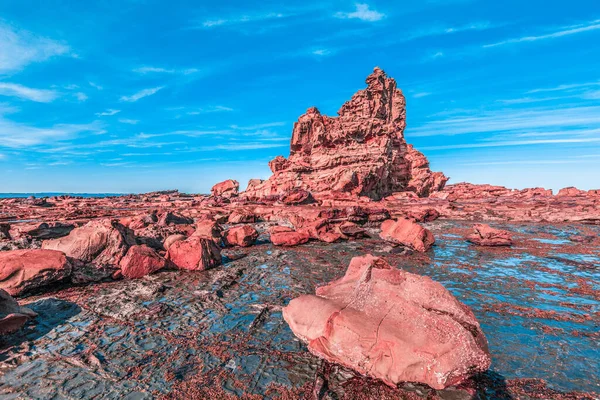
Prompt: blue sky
<box><xmin>0</xmin><ymin>0</ymin><xmax>599</xmax><ymax>194</ymax></box>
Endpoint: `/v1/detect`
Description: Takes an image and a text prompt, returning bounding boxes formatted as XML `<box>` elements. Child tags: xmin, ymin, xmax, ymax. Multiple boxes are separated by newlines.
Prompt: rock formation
<box><xmin>467</xmin><ymin>224</ymin><xmax>513</xmax><ymax>247</ymax></box>
<box><xmin>283</xmin><ymin>255</ymin><xmax>491</xmax><ymax>389</ymax></box>
<box><xmin>380</xmin><ymin>218</ymin><xmax>435</xmax><ymax>252</ymax></box>
<box><xmin>242</xmin><ymin>67</ymin><xmax>447</xmax><ymax>201</ymax></box>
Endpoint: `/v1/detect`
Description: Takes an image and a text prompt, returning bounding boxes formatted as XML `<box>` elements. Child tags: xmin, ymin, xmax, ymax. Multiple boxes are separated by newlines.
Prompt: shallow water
<box><xmin>0</xmin><ymin>221</ymin><xmax>598</xmax><ymax>399</ymax></box>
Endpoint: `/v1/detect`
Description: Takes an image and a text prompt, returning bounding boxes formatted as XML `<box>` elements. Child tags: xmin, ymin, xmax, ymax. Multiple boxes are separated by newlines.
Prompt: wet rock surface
<box><xmin>0</xmin><ymin>220</ymin><xmax>598</xmax><ymax>399</ymax></box>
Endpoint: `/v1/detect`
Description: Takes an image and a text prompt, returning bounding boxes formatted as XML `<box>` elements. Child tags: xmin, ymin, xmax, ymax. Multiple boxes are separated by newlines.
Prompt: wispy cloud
<box><xmin>74</xmin><ymin>92</ymin><xmax>88</xmax><ymax>102</ymax></box>
<box><xmin>0</xmin><ymin>82</ymin><xmax>58</xmax><ymax>102</ymax></box>
<box><xmin>120</xmin><ymin>86</ymin><xmax>164</xmax><ymax>102</ymax></box>
<box><xmin>526</xmin><ymin>81</ymin><xmax>600</xmax><ymax>94</ymax></box>
<box><xmin>133</xmin><ymin>66</ymin><xmax>199</xmax><ymax>75</ymax></box>
<box><xmin>421</xmin><ymin>137</ymin><xmax>600</xmax><ymax>151</ymax></box>
<box><xmin>89</xmin><ymin>82</ymin><xmax>103</xmax><ymax>90</ymax></box>
<box><xmin>335</xmin><ymin>4</ymin><xmax>385</xmax><ymax>22</ymax></box>
<box><xmin>95</xmin><ymin>109</ymin><xmax>121</xmax><ymax>116</ymax></box>
<box><xmin>410</xmin><ymin>105</ymin><xmax>600</xmax><ymax>137</ymax></box>
<box><xmin>119</xmin><ymin>118</ymin><xmax>139</xmax><ymax>125</ymax></box>
<box><xmin>413</xmin><ymin>92</ymin><xmax>431</xmax><ymax>98</ymax></box>
<box><xmin>186</xmin><ymin>105</ymin><xmax>234</xmax><ymax>115</ymax></box>
<box><xmin>484</xmin><ymin>18</ymin><xmax>600</xmax><ymax>48</ymax></box>
<box><xmin>198</xmin><ymin>12</ymin><xmax>287</xmax><ymax>29</ymax></box>
<box><xmin>0</xmin><ymin>23</ymin><xmax>71</xmax><ymax>74</ymax></box>
<box><xmin>0</xmin><ymin>116</ymin><xmax>102</xmax><ymax>147</ymax></box>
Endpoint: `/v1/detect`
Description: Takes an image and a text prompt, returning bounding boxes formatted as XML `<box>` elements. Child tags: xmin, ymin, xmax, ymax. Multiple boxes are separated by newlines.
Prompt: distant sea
<box><xmin>0</xmin><ymin>193</ymin><xmax>125</xmax><ymax>199</ymax></box>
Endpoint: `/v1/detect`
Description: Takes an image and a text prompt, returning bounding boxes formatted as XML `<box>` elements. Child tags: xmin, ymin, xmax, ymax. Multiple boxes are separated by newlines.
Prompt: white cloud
<box><xmin>75</xmin><ymin>92</ymin><xmax>88</xmax><ymax>102</ymax></box>
<box><xmin>89</xmin><ymin>82</ymin><xmax>103</xmax><ymax>90</ymax></box>
<box><xmin>526</xmin><ymin>81</ymin><xmax>600</xmax><ymax>94</ymax></box>
<box><xmin>413</xmin><ymin>92</ymin><xmax>431</xmax><ymax>98</ymax></box>
<box><xmin>0</xmin><ymin>23</ymin><xmax>71</xmax><ymax>74</ymax></box>
<box><xmin>120</xmin><ymin>86</ymin><xmax>164</xmax><ymax>102</ymax></box>
<box><xmin>133</xmin><ymin>66</ymin><xmax>199</xmax><ymax>75</ymax></box>
<box><xmin>421</xmin><ymin>137</ymin><xmax>600</xmax><ymax>151</ymax></box>
<box><xmin>95</xmin><ymin>109</ymin><xmax>121</xmax><ymax>116</ymax></box>
<box><xmin>410</xmin><ymin>105</ymin><xmax>600</xmax><ymax>137</ymax></box>
<box><xmin>335</xmin><ymin>4</ymin><xmax>385</xmax><ymax>22</ymax></box>
<box><xmin>186</xmin><ymin>105</ymin><xmax>234</xmax><ymax>115</ymax></box>
<box><xmin>0</xmin><ymin>116</ymin><xmax>101</xmax><ymax>147</ymax></box>
<box><xmin>199</xmin><ymin>12</ymin><xmax>287</xmax><ymax>29</ymax></box>
<box><xmin>312</xmin><ymin>48</ymin><xmax>332</xmax><ymax>56</ymax></box>
<box><xmin>484</xmin><ymin>18</ymin><xmax>600</xmax><ymax>48</ymax></box>
<box><xmin>119</xmin><ymin>118</ymin><xmax>139</xmax><ymax>124</ymax></box>
<box><xmin>0</xmin><ymin>82</ymin><xmax>58</xmax><ymax>102</ymax></box>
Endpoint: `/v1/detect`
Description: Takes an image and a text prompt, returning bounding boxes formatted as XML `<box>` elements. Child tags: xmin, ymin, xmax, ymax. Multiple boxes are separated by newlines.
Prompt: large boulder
<box><xmin>283</xmin><ymin>255</ymin><xmax>490</xmax><ymax>390</ymax></box>
<box><xmin>379</xmin><ymin>218</ymin><xmax>435</xmax><ymax>252</ymax></box>
<box><xmin>242</xmin><ymin>67</ymin><xmax>447</xmax><ymax>201</ymax></box>
<box><xmin>467</xmin><ymin>224</ymin><xmax>513</xmax><ymax>247</ymax></box>
<box><xmin>42</xmin><ymin>219</ymin><xmax>136</xmax><ymax>266</ymax></box>
<box><xmin>192</xmin><ymin>219</ymin><xmax>223</xmax><ymax>244</ymax></box>
<box><xmin>166</xmin><ymin>237</ymin><xmax>221</xmax><ymax>271</ymax></box>
<box><xmin>119</xmin><ymin>245</ymin><xmax>167</xmax><ymax>279</ymax></box>
<box><xmin>0</xmin><ymin>289</ymin><xmax>37</xmax><ymax>334</ymax></box>
<box><xmin>211</xmin><ymin>179</ymin><xmax>239</xmax><ymax>198</ymax></box>
<box><xmin>224</xmin><ymin>225</ymin><xmax>259</xmax><ymax>247</ymax></box>
<box><xmin>0</xmin><ymin>249</ymin><xmax>73</xmax><ymax>296</ymax></box>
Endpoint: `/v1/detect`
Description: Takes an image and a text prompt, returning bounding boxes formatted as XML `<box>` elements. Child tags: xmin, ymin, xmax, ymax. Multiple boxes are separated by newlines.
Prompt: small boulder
<box><xmin>380</xmin><ymin>218</ymin><xmax>435</xmax><ymax>252</ymax></box>
<box><xmin>270</xmin><ymin>226</ymin><xmax>310</xmax><ymax>246</ymax></box>
<box><xmin>467</xmin><ymin>224</ymin><xmax>512</xmax><ymax>247</ymax></box>
<box><xmin>158</xmin><ymin>211</ymin><xmax>194</xmax><ymax>226</ymax></box>
<box><xmin>211</xmin><ymin>179</ymin><xmax>240</xmax><ymax>198</ymax></box>
<box><xmin>280</xmin><ymin>189</ymin><xmax>314</xmax><ymax>205</ymax></box>
<box><xmin>283</xmin><ymin>255</ymin><xmax>491</xmax><ymax>390</ymax></box>
<box><xmin>0</xmin><ymin>289</ymin><xmax>37</xmax><ymax>334</ymax></box>
<box><xmin>166</xmin><ymin>237</ymin><xmax>221</xmax><ymax>271</ymax></box>
<box><xmin>224</xmin><ymin>225</ymin><xmax>259</xmax><ymax>247</ymax></box>
<box><xmin>0</xmin><ymin>249</ymin><xmax>73</xmax><ymax>296</ymax></box>
<box><xmin>119</xmin><ymin>245</ymin><xmax>167</xmax><ymax>279</ymax></box>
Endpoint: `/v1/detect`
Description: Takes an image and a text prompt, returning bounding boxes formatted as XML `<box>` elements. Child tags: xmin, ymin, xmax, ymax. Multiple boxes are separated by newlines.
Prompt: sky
<box><xmin>0</xmin><ymin>0</ymin><xmax>599</xmax><ymax>194</ymax></box>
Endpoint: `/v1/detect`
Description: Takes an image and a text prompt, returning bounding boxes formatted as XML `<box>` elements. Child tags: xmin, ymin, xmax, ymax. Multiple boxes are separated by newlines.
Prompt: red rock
<box><xmin>467</xmin><ymin>224</ymin><xmax>512</xmax><ymax>246</ymax></box>
<box><xmin>0</xmin><ymin>289</ymin><xmax>37</xmax><ymax>334</ymax></box>
<box><xmin>336</xmin><ymin>221</ymin><xmax>367</xmax><ymax>239</ymax></box>
<box><xmin>569</xmin><ymin>235</ymin><xmax>596</xmax><ymax>243</ymax></box>
<box><xmin>283</xmin><ymin>255</ymin><xmax>491</xmax><ymax>390</ymax></box>
<box><xmin>192</xmin><ymin>219</ymin><xmax>223</xmax><ymax>243</ymax></box>
<box><xmin>42</xmin><ymin>219</ymin><xmax>136</xmax><ymax>266</ymax></box>
<box><xmin>228</xmin><ymin>211</ymin><xmax>256</xmax><ymax>224</ymax></box>
<box><xmin>0</xmin><ymin>249</ymin><xmax>73</xmax><ymax>296</ymax></box>
<box><xmin>119</xmin><ymin>245</ymin><xmax>167</xmax><ymax>279</ymax></box>
<box><xmin>380</xmin><ymin>219</ymin><xmax>434</xmax><ymax>252</ymax></box>
<box><xmin>224</xmin><ymin>225</ymin><xmax>259</xmax><ymax>247</ymax></box>
<box><xmin>12</xmin><ymin>222</ymin><xmax>75</xmax><ymax>240</ymax></box>
<box><xmin>166</xmin><ymin>237</ymin><xmax>222</xmax><ymax>271</ymax></box>
<box><xmin>280</xmin><ymin>189</ymin><xmax>315</xmax><ymax>205</ymax></box>
<box><xmin>269</xmin><ymin>226</ymin><xmax>310</xmax><ymax>246</ymax></box>
<box><xmin>158</xmin><ymin>211</ymin><xmax>193</xmax><ymax>226</ymax></box>
<box><xmin>406</xmin><ymin>208</ymin><xmax>440</xmax><ymax>223</ymax></box>
<box><xmin>0</xmin><ymin>223</ymin><xmax>10</xmax><ymax>240</ymax></box>
<box><xmin>211</xmin><ymin>179</ymin><xmax>240</xmax><ymax>198</ymax></box>
<box><xmin>557</xmin><ymin>187</ymin><xmax>586</xmax><ymax>197</ymax></box>
<box><xmin>163</xmin><ymin>234</ymin><xmax>187</xmax><ymax>250</ymax></box>
<box><xmin>242</xmin><ymin>67</ymin><xmax>447</xmax><ymax>201</ymax></box>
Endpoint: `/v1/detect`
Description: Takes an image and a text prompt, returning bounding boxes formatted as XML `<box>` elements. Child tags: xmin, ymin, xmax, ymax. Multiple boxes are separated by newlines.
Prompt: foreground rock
<box><xmin>283</xmin><ymin>255</ymin><xmax>491</xmax><ymax>390</ymax></box>
<box><xmin>0</xmin><ymin>249</ymin><xmax>73</xmax><ymax>296</ymax></box>
<box><xmin>166</xmin><ymin>237</ymin><xmax>221</xmax><ymax>271</ymax></box>
<box><xmin>380</xmin><ymin>218</ymin><xmax>435</xmax><ymax>252</ymax></box>
<box><xmin>243</xmin><ymin>67</ymin><xmax>447</xmax><ymax>201</ymax></box>
<box><xmin>0</xmin><ymin>289</ymin><xmax>37</xmax><ymax>334</ymax></box>
<box><xmin>119</xmin><ymin>245</ymin><xmax>167</xmax><ymax>279</ymax></box>
<box><xmin>467</xmin><ymin>224</ymin><xmax>513</xmax><ymax>246</ymax></box>
<box><xmin>42</xmin><ymin>219</ymin><xmax>136</xmax><ymax>266</ymax></box>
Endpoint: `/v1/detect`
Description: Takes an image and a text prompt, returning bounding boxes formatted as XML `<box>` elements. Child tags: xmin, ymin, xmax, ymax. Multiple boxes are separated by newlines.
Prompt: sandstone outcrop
<box><xmin>283</xmin><ymin>255</ymin><xmax>491</xmax><ymax>389</ymax></box>
<box><xmin>0</xmin><ymin>249</ymin><xmax>73</xmax><ymax>296</ymax></box>
<box><xmin>269</xmin><ymin>226</ymin><xmax>310</xmax><ymax>246</ymax></box>
<box><xmin>224</xmin><ymin>225</ymin><xmax>259</xmax><ymax>247</ymax></box>
<box><xmin>242</xmin><ymin>67</ymin><xmax>447</xmax><ymax>201</ymax></box>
